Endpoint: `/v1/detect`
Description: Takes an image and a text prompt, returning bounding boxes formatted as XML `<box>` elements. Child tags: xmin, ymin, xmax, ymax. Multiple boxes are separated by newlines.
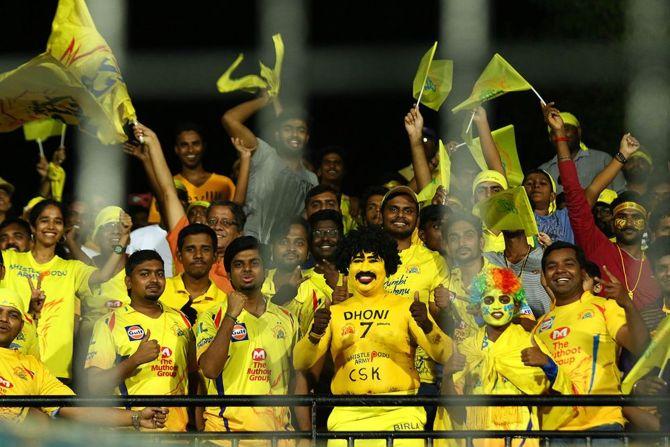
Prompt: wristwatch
<box><xmin>132</xmin><ymin>411</ymin><xmax>141</xmax><ymax>430</ymax></box>
<box><xmin>113</xmin><ymin>244</ymin><xmax>125</xmax><ymax>255</ymax></box>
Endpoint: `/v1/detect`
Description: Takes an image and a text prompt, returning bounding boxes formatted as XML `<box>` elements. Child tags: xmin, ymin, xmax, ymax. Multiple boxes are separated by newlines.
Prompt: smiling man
<box><xmin>533</xmin><ymin>241</ymin><xmax>649</xmax><ymax>443</ymax></box>
<box><xmin>293</xmin><ymin>227</ymin><xmax>452</xmax><ymax>445</ymax></box>
<box><xmin>0</xmin><ymin>218</ymin><xmax>31</xmax><ymax>252</ymax></box>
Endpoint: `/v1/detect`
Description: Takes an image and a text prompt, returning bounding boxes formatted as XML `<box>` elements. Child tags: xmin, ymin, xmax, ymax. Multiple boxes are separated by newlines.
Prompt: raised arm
<box><xmin>230</xmin><ymin>137</ymin><xmax>256</xmax><ymax>206</ymax></box>
<box><xmin>293</xmin><ymin>304</ymin><xmax>332</xmax><ymax>370</ymax></box>
<box><xmin>123</xmin><ymin>141</ymin><xmax>161</xmax><ymax>202</ymax></box>
<box><xmin>87</xmin><ymin>211</ymin><xmax>131</xmax><ymax>287</ymax></box>
<box><xmin>584</xmin><ymin>134</ymin><xmax>640</xmax><ymax>207</ymax></box>
<box><xmin>409</xmin><ymin>292</ymin><xmax>453</xmax><ymax>364</ymax></box>
<box><xmin>221</xmin><ymin>94</ymin><xmax>271</xmax><ymax>148</ymax></box>
<box><xmin>131</xmin><ymin>123</ymin><xmax>185</xmax><ymax>231</ymax></box>
<box><xmin>473</xmin><ymin>106</ymin><xmax>504</xmax><ymax>176</ymax></box>
<box><xmin>404</xmin><ymin>107</ymin><xmax>432</xmax><ymax>192</ymax></box>
<box><xmin>36</xmin><ymin>155</ymin><xmax>51</xmax><ymax>198</ymax></box>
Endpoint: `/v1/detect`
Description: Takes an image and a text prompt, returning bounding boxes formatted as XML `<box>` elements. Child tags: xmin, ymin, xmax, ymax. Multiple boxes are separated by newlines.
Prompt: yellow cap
<box><xmin>472</xmin><ymin>170</ymin><xmax>508</xmax><ymax>195</ymax></box>
<box><xmin>187</xmin><ymin>200</ymin><xmax>210</xmax><ymax>214</ymax></box>
<box><xmin>597</xmin><ymin>189</ymin><xmax>618</xmax><ymax>205</ymax></box>
<box><xmin>381</xmin><ymin>185</ymin><xmax>419</xmax><ymax>209</ymax></box>
<box><xmin>629</xmin><ymin>150</ymin><xmax>652</xmax><ymax>165</ymax></box>
<box><xmin>23</xmin><ymin>196</ymin><xmax>45</xmax><ymax>213</ymax></box>
<box><xmin>93</xmin><ymin>206</ymin><xmax>124</xmax><ymax>240</ymax></box>
<box><xmin>0</xmin><ymin>287</ymin><xmax>26</xmax><ymax>322</ymax></box>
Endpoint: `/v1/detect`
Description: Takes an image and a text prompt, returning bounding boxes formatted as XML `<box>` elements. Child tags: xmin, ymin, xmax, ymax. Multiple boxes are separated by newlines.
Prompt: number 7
<box><xmin>360</xmin><ymin>322</ymin><xmax>373</xmax><ymax>338</ymax></box>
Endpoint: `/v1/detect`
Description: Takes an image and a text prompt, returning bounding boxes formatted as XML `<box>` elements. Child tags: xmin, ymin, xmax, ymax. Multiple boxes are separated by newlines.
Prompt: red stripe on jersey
<box><xmin>22</xmin><ymin>367</ymin><xmax>35</xmax><ymax>379</ymax></box>
<box><xmin>214</xmin><ymin>308</ymin><xmax>223</xmax><ymax>329</ymax></box>
<box><xmin>107</xmin><ymin>313</ymin><xmax>116</xmax><ymax>331</ymax></box>
<box><xmin>312</xmin><ymin>291</ymin><xmax>318</xmax><ymax>310</ymax></box>
<box><xmin>593</xmin><ymin>303</ymin><xmax>606</xmax><ymax>316</ymax></box>
<box><xmin>178</xmin><ymin>310</ymin><xmax>192</xmax><ymax>328</ymax></box>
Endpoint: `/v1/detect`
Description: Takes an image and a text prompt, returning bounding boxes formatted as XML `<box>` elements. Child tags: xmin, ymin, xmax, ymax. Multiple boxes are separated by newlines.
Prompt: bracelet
<box><xmin>558</xmin><ymin>156</ymin><xmax>571</xmax><ymax>161</ymax></box>
<box><xmin>553</xmin><ymin>136</ymin><xmax>570</xmax><ymax>142</ymax></box>
<box><xmin>132</xmin><ymin>411</ymin><xmax>141</xmax><ymax>431</ymax></box>
<box><xmin>224</xmin><ymin>312</ymin><xmax>237</xmax><ymax>322</ymax></box>
<box><xmin>308</xmin><ymin>331</ymin><xmax>324</xmax><ymax>340</ymax></box>
<box><xmin>614</xmin><ymin>151</ymin><xmax>628</xmax><ymax>164</ymax></box>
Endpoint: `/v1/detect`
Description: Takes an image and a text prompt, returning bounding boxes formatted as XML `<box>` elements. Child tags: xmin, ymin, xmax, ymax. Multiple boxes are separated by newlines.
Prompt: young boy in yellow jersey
<box><xmin>196</xmin><ymin>236</ymin><xmax>310</xmax><ymax>436</ymax></box>
<box><xmin>0</xmin><ymin>287</ymin><xmax>168</xmax><ymax>428</ymax></box>
<box><xmin>293</xmin><ymin>227</ymin><xmax>453</xmax><ymax>447</ymax></box>
<box><xmin>436</xmin><ymin>267</ymin><xmax>572</xmax><ymax>447</ymax></box>
<box><xmin>85</xmin><ymin>250</ymin><xmax>196</xmax><ymax>432</ymax></box>
<box><xmin>160</xmin><ymin>224</ymin><xmax>227</xmax><ymax>324</ymax></box>
<box><xmin>380</xmin><ymin>186</ymin><xmax>449</xmax><ymax>426</ymax></box>
<box><xmin>261</xmin><ymin>217</ymin><xmax>309</xmax><ymax>303</ymax></box>
<box><xmin>533</xmin><ymin>241</ymin><xmax>650</xmax><ymax>446</ymax></box>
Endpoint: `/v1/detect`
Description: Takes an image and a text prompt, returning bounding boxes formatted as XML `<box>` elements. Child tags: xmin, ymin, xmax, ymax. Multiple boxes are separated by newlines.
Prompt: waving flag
<box><xmin>473</xmin><ymin>186</ymin><xmax>539</xmax><ymax>236</ymax></box>
<box><xmin>467</xmin><ymin>125</ymin><xmax>524</xmax><ymax>187</ymax></box>
<box><xmin>417</xmin><ymin>140</ymin><xmax>451</xmax><ymax>203</ymax></box>
<box><xmin>622</xmin><ymin>316</ymin><xmax>670</xmax><ymax>394</ymax></box>
<box><xmin>412</xmin><ymin>42</ymin><xmax>453</xmax><ymax>111</ymax></box>
<box><xmin>23</xmin><ymin>118</ymin><xmax>66</xmax><ymax>142</ymax></box>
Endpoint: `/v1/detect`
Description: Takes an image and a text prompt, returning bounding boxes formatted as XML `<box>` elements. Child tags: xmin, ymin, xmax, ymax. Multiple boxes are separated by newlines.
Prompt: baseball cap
<box><xmin>0</xmin><ymin>177</ymin><xmax>15</xmax><ymax>195</ymax></box>
<box><xmin>381</xmin><ymin>185</ymin><xmax>419</xmax><ymax>210</ymax></box>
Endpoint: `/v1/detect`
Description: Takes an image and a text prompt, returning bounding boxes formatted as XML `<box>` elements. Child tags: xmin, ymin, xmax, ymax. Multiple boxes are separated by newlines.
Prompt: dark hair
<box><xmin>650</xmin><ymin>204</ymin><xmax>670</xmax><ymax>232</ymax></box>
<box><xmin>443</xmin><ymin>212</ymin><xmax>483</xmax><ymax>238</ymax></box>
<box><xmin>541</xmin><ymin>241</ymin><xmax>588</xmax><ymax>271</ymax></box>
<box><xmin>174</xmin><ymin>122</ymin><xmax>206</xmax><ymax>146</ymax></box>
<box><xmin>0</xmin><ymin>218</ymin><xmax>31</xmax><ymax>236</ymax></box>
<box><xmin>648</xmin><ymin>236</ymin><xmax>670</xmax><ymax>266</ymax></box>
<box><xmin>0</xmin><ymin>250</ymin><xmax>4</xmax><ymax>266</ymax></box>
<box><xmin>125</xmin><ymin>250</ymin><xmax>164</xmax><ymax>276</ymax></box>
<box><xmin>270</xmin><ymin>217</ymin><xmax>309</xmax><ymax>245</ymax></box>
<box><xmin>317</xmin><ymin>145</ymin><xmax>348</xmax><ymax>166</ymax></box>
<box><xmin>304</xmin><ymin>184</ymin><xmax>341</xmax><ymax>208</ymax></box>
<box><xmin>276</xmin><ymin>107</ymin><xmax>312</xmax><ymax>131</ymax></box>
<box><xmin>335</xmin><ymin>227</ymin><xmax>400</xmax><ymax>276</ymax></box>
<box><xmin>583</xmin><ymin>261</ymin><xmax>601</xmax><ymax>279</ymax></box>
<box><xmin>177</xmin><ymin>223</ymin><xmax>218</xmax><ymax>253</ymax></box>
<box><xmin>307</xmin><ymin>209</ymin><xmax>344</xmax><ymax>243</ymax></box>
<box><xmin>224</xmin><ymin>235</ymin><xmax>262</xmax><ymax>273</ymax></box>
<box><xmin>611</xmin><ymin>191</ymin><xmax>647</xmax><ymax>213</ymax></box>
<box><xmin>361</xmin><ymin>186</ymin><xmax>389</xmax><ymax>210</ymax></box>
<box><xmin>522</xmin><ymin>169</ymin><xmax>554</xmax><ymax>192</ymax></box>
<box><xmin>29</xmin><ymin>199</ymin><xmax>64</xmax><ymax>227</ymax></box>
<box><xmin>419</xmin><ymin>205</ymin><xmax>451</xmax><ymax>231</ymax></box>
<box><xmin>208</xmin><ymin>200</ymin><xmax>246</xmax><ymax>230</ymax></box>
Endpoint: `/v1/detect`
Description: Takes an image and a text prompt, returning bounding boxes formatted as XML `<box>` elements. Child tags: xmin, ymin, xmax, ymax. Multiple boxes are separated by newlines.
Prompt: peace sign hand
<box><xmin>27</xmin><ymin>276</ymin><xmax>46</xmax><ymax>320</ymax></box>
<box><xmin>595</xmin><ymin>265</ymin><xmax>631</xmax><ymax>309</ymax></box>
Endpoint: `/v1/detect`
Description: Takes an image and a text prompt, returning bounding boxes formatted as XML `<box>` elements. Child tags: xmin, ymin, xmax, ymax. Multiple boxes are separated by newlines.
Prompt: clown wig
<box><xmin>470</xmin><ymin>266</ymin><xmax>528</xmax><ymax>310</ymax></box>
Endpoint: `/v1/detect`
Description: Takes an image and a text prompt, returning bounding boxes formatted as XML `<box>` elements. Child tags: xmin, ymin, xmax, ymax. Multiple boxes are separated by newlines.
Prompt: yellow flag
<box><xmin>46</xmin><ymin>0</ymin><xmax>136</xmax><ymax>144</ymax></box>
<box><xmin>23</xmin><ymin>119</ymin><xmax>66</xmax><ymax>142</ymax></box>
<box><xmin>452</xmin><ymin>54</ymin><xmax>533</xmax><ymax>113</ymax></box>
<box><xmin>416</xmin><ymin>139</ymin><xmax>451</xmax><ymax>203</ymax></box>
<box><xmin>467</xmin><ymin>125</ymin><xmax>524</xmax><ymax>187</ymax></box>
<box><xmin>473</xmin><ymin>186</ymin><xmax>539</xmax><ymax>236</ymax></box>
<box><xmin>622</xmin><ymin>316</ymin><xmax>670</xmax><ymax>394</ymax></box>
<box><xmin>412</xmin><ymin>42</ymin><xmax>453</xmax><ymax>111</ymax></box>
<box><xmin>259</xmin><ymin>34</ymin><xmax>284</xmax><ymax>97</ymax></box>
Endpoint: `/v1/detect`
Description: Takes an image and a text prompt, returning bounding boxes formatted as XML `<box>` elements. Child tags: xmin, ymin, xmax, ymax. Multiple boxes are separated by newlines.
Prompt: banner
<box><xmin>473</xmin><ymin>186</ymin><xmax>539</xmax><ymax>236</ymax></box>
<box><xmin>412</xmin><ymin>42</ymin><xmax>453</xmax><ymax>111</ymax></box>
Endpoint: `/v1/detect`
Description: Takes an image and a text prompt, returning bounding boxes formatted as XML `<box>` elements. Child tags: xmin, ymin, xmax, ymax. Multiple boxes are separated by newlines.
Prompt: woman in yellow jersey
<box><xmin>293</xmin><ymin>227</ymin><xmax>453</xmax><ymax>447</ymax></box>
<box><xmin>1</xmin><ymin>200</ymin><xmax>132</xmax><ymax>382</ymax></box>
<box><xmin>435</xmin><ymin>267</ymin><xmax>572</xmax><ymax>447</ymax></box>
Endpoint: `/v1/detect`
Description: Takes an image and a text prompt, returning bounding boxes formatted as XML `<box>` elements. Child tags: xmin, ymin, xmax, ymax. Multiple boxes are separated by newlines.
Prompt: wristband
<box><xmin>309</xmin><ymin>331</ymin><xmax>324</xmax><ymax>340</ymax></box>
<box><xmin>540</xmin><ymin>357</ymin><xmax>559</xmax><ymax>385</ymax></box>
<box><xmin>132</xmin><ymin>411</ymin><xmax>141</xmax><ymax>431</ymax></box>
<box><xmin>553</xmin><ymin>136</ymin><xmax>570</xmax><ymax>142</ymax></box>
<box><xmin>614</xmin><ymin>151</ymin><xmax>628</xmax><ymax>164</ymax></box>
<box><xmin>224</xmin><ymin>312</ymin><xmax>237</xmax><ymax>322</ymax></box>
<box><xmin>558</xmin><ymin>156</ymin><xmax>571</xmax><ymax>162</ymax></box>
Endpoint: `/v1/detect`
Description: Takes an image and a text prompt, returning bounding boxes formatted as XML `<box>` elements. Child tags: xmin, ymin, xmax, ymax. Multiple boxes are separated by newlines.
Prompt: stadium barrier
<box><xmin>2</xmin><ymin>394</ymin><xmax>669</xmax><ymax>446</ymax></box>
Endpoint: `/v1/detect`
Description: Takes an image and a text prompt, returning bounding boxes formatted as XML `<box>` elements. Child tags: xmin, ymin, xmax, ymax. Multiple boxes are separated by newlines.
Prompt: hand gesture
<box><xmin>538</xmin><ymin>232</ymin><xmax>553</xmax><ymax>248</ymax></box>
<box><xmin>332</xmin><ymin>276</ymin><xmax>352</xmax><ymax>304</ymax></box>
<box><xmin>63</xmin><ymin>225</ymin><xmax>80</xmax><ymax>245</ymax></box>
<box><xmin>314</xmin><ymin>259</ymin><xmax>340</xmax><ymax>290</ymax></box>
<box><xmin>130</xmin><ymin>329</ymin><xmax>160</xmax><ymax>367</ymax></box>
<box><xmin>27</xmin><ymin>276</ymin><xmax>46</xmax><ymax>320</ymax></box>
<box><xmin>231</xmin><ymin>137</ymin><xmax>257</xmax><ymax>160</ymax></box>
<box><xmin>444</xmin><ymin>348</ymin><xmax>466</xmax><ymax>375</ymax></box>
<box><xmin>119</xmin><ymin>210</ymin><xmax>133</xmax><ymax>238</ymax></box>
<box><xmin>404</xmin><ymin>106</ymin><xmax>424</xmax><ymax>145</ymax></box>
<box><xmin>410</xmin><ymin>292</ymin><xmax>432</xmax><ymax>333</ymax></box>
<box><xmin>619</xmin><ymin>133</ymin><xmax>640</xmax><ymax>159</ymax></box>
<box><xmin>310</xmin><ymin>298</ymin><xmax>331</xmax><ymax>340</ymax></box>
<box><xmin>139</xmin><ymin>407</ymin><xmax>169</xmax><ymax>429</ymax></box>
<box><xmin>227</xmin><ymin>292</ymin><xmax>247</xmax><ymax>318</ymax></box>
<box><xmin>433</xmin><ymin>285</ymin><xmax>452</xmax><ymax>310</ymax></box>
<box><xmin>633</xmin><ymin>376</ymin><xmax>668</xmax><ymax>395</ymax></box>
<box><xmin>541</xmin><ymin>102</ymin><xmax>564</xmax><ymax>132</ymax></box>
<box><xmin>131</xmin><ymin>122</ymin><xmax>158</xmax><ymax>148</ymax></box>
<box><xmin>123</xmin><ymin>141</ymin><xmax>150</xmax><ymax>163</ymax></box>
<box><xmin>596</xmin><ymin>265</ymin><xmax>631</xmax><ymax>309</ymax></box>
<box><xmin>288</xmin><ymin>266</ymin><xmax>307</xmax><ymax>289</ymax></box>
<box><xmin>36</xmin><ymin>155</ymin><xmax>49</xmax><ymax>180</ymax></box>
<box><xmin>472</xmin><ymin>106</ymin><xmax>489</xmax><ymax>126</ymax></box>
<box><xmin>431</xmin><ymin>185</ymin><xmax>447</xmax><ymax>206</ymax></box>
<box><xmin>521</xmin><ymin>346</ymin><xmax>550</xmax><ymax>367</ymax></box>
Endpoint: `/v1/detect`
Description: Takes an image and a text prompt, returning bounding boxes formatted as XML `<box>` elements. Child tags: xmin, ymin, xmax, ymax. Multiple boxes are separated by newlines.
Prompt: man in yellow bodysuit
<box><xmin>293</xmin><ymin>227</ymin><xmax>453</xmax><ymax>446</ymax></box>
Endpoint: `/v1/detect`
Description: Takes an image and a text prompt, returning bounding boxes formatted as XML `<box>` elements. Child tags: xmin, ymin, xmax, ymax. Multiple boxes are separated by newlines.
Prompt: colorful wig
<box><xmin>470</xmin><ymin>266</ymin><xmax>528</xmax><ymax>311</ymax></box>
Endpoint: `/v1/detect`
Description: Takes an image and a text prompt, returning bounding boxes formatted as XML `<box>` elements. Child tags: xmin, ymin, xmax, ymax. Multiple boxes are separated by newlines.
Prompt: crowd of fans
<box><xmin>0</xmin><ymin>89</ymin><xmax>669</xmax><ymax>447</ymax></box>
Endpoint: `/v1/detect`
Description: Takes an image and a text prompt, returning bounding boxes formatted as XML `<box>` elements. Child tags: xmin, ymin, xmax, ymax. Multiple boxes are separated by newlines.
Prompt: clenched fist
<box><xmin>130</xmin><ymin>329</ymin><xmax>160</xmax><ymax>367</ymax></box>
<box><xmin>521</xmin><ymin>346</ymin><xmax>550</xmax><ymax>367</ymax></box>
<box><xmin>410</xmin><ymin>292</ymin><xmax>432</xmax><ymax>333</ymax></box>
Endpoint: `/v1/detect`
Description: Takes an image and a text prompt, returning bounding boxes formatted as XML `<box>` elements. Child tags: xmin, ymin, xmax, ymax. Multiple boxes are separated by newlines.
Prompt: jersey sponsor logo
<box><xmin>231</xmin><ymin>323</ymin><xmax>249</xmax><ymax>342</ymax></box>
<box><xmin>104</xmin><ymin>300</ymin><xmax>123</xmax><ymax>309</ymax></box>
<box><xmin>550</xmin><ymin>327</ymin><xmax>570</xmax><ymax>340</ymax></box>
<box><xmin>0</xmin><ymin>376</ymin><xmax>13</xmax><ymax>389</ymax></box>
<box><xmin>341</xmin><ymin>324</ymin><xmax>354</xmax><ymax>336</ymax></box>
<box><xmin>252</xmin><ymin>348</ymin><xmax>266</xmax><ymax>361</ymax></box>
<box><xmin>125</xmin><ymin>325</ymin><xmax>145</xmax><ymax>341</ymax></box>
<box><xmin>271</xmin><ymin>324</ymin><xmax>286</xmax><ymax>339</ymax></box>
<box><xmin>539</xmin><ymin>316</ymin><xmax>554</xmax><ymax>332</ymax></box>
<box><xmin>579</xmin><ymin>311</ymin><xmax>594</xmax><ymax>320</ymax></box>
<box><xmin>160</xmin><ymin>347</ymin><xmax>173</xmax><ymax>358</ymax></box>
<box><xmin>393</xmin><ymin>422</ymin><xmax>422</xmax><ymax>431</ymax></box>
<box><xmin>347</xmin><ymin>351</ymin><xmax>390</xmax><ymax>365</ymax></box>
<box><xmin>343</xmin><ymin>309</ymin><xmax>389</xmax><ymax>321</ymax></box>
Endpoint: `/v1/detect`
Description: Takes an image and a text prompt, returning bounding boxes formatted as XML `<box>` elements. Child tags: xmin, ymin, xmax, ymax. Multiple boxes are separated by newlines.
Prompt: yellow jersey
<box><xmin>195</xmin><ymin>301</ymin><xmax>298</xmax><ymax>432</ymax></box>
<box><xmin>290</xmin><ymin>267</ymin><xmax>344</xmax><ymax>337</ymax></box>
<box><xmin>9</xmin><ymin>314</ymin><xmax>39</xmax><ymax>358</ymax></box>
<box><xmin>533</xmin><ymin>292</ymin><xmax>627</xmax><ymax>430</ymax></box>
<box><xmin>160</xmin><ymin>274</ymin><xmax>228</xmax><ymax>319</ymax></box>
<box><xmin>85</xmin><ymin>304</ymin><xmax>195</xmax><ymax>431</ymax></box>
<box><xmin>384</xmin><ymin>243</ymin><xmax>449</xmax><ymax>384</ymax></box>
<box><xmin>79</xmin><ymin>268</ymin><xmax>128</xmax><ymax>335</ymax></box>
<box><xmin>293</xmin><ymin>293</ymin><xmax>452</xmax><ymax>395</ymax></box>
<box><xmin>261</xmin><ymin>268</ymin><xmax>307</xmax><ymax>302</ymax></box>
<box><xmin>0</xmin><ymin>347</ymin><xmax>73</xmax><ymax>423</ymax></box>
<box><xmin>1</xmin><ymin>250</ymin><xmax>96</xmax><ymax>379</ymax></box>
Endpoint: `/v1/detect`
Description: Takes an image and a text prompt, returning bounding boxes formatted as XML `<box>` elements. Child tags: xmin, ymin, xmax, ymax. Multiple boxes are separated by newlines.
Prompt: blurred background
<box><xmin>1</xmin><ymin>0</ymin><xmax>668</xmax><ymax>210</ymax></box>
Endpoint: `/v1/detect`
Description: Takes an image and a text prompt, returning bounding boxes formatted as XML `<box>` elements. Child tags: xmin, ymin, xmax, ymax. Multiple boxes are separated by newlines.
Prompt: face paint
<box><xmin>480</xmin><ymin>293</ymin><xmax>515</xmax><ymax>327</ymax></box>
<box><xmin>348</xmin><ymin>251</ymin><xmax>387</xmax><ymax>297</ymax></box>
<box><xmin>614</xmin><ymin>216</ymin><xmax>646</xmax><ymax>231</ymax></box>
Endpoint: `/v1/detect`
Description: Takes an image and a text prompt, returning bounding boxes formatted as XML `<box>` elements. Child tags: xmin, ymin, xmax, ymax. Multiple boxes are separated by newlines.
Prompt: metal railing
<box><xmin>2</xmin><ymin>394</ymin><xmax>669</xmax><ymax>446</ymax></box>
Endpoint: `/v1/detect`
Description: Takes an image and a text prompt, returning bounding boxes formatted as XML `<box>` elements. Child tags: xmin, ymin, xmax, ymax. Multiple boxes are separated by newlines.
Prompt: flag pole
<box><xmin>465</xmin><ymin>110</ymin><xmax>476</xmax><ymax>134</ymax></box>
<box><xmin>37</xmin><ymin>139</ymin><xmax>45</xmax><ymax>158</ymax></box>
<box><xmin>454</xmin><ymin>142</ymin><xmax>467</xmax><ymax>149</ymax></box>
<box><xmin>658</xmin><ymin>356</ymin><xmax>669</xmax><ymax>379</ymax></box>
<box><xmin>59</xmin><ymin>125</ymin><xmax>66</xmax><ymax>148</ymax></box>
<box><xmin>531</xmin><ymin>87</ymin><xmax>546</xmax><ymax>106</ymax></box>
